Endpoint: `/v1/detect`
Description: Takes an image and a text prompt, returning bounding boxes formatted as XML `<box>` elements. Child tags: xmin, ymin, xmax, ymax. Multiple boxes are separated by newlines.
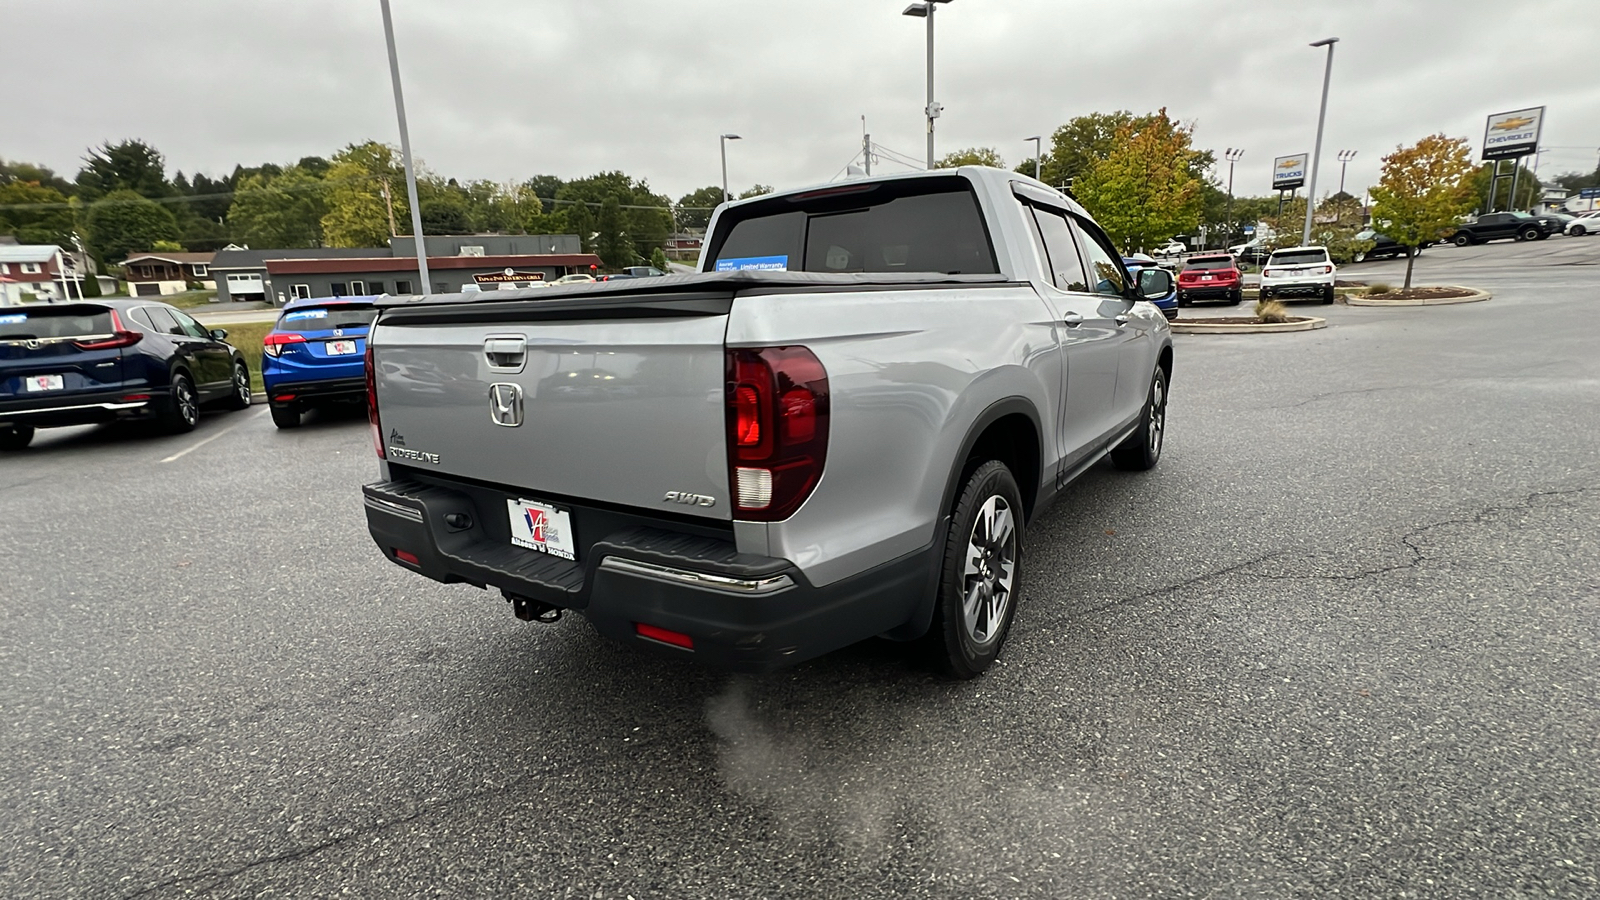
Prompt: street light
<box><xmin>1336</xmin><ymin>149</ymin><xmax>1358</xmax><ymax>196</ymax></box>
<box><xmin>1302</xmin><ymin>36</ymin><xmax>1340</xmax><ymax>246</ymax></box>
<box><xmin>903</xmin><ymin>0</ymin><xmax>953</xmax><ymax>169</ymax></box>
<box><xmin>1026</xmin><ymin>136</ymin><xmax>1042</xmax><ymax>180</ymax></box>
<box><xmin>1224</xmin><ymin>148</ymin><xmax>1245</xmax><ymax>244</ymax></box>
<box><xmin>379</xmin><ymin>0</ymin><xmax>430</xmax><ymax>295</ymax></box>
<box><xmin>720</xmin><ymin>134</ymin><xmax>742</xmax><ymax>203</ymax></box>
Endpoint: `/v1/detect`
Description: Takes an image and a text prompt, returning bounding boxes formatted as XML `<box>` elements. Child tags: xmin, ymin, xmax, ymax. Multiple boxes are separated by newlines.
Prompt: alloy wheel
<box><xmin>961</xmin><ymin>495</ymin><xmax>1017</xmax><ymax>647</ymax></box>
<box><xmin>176</xmin><ymin>378</ymin><xmax>198</xmax><ymax>426</ymax></box>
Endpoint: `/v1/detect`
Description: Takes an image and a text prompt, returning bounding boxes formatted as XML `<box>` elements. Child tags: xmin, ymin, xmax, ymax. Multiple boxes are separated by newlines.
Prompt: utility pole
<box><xmin>1224</xmin><ymin>148</ymin><xmax>1245</xmax><ymax>243</ymax></box>
<box><xmin>1303</xmin><ymin>37</ymin><xmax>1339</xmax><ymax>246</ymax></box>
<box><xmin>1026</xmin><ymin>136</ymin><xmax>1042</xmax><ymax>180</ymax></box>
<box><xmin>720</xmin><ymin>133</ymin><xmax>742</xmax><ymax>203</ymax></box>
<box><xmin>380</xmin><ymin>179</ymin><xmax>397</xmax><ymax>237</ymax></box>
<box><xmin>903</xmin><ymin>1</ymin><xmax>951</xmax><ymax>168</ymax></box>
<box><xmin>1336</xmin><ymin>149</ymin><xmax>1357</xmax><ymax>196</ymax></box>
<box><xmin>379</xmin><ymin>0</ymin><xmax>430</xmax><ymax>295</ymax></box>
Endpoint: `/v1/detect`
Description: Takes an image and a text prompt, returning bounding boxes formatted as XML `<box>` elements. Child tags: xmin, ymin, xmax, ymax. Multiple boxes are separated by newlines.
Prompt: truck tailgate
<box><xmin>372</xmin><ymin>294</ymin><xmax>732</xmax><ymax>521</ymax></box>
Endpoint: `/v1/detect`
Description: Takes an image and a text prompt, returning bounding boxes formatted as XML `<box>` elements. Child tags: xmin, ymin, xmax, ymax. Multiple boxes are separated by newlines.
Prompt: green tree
<box><xmin>1</xmin><ymin>159</ymin><xmax>76</xmax><ymax>194</ymax></box>
<box><xmin>596</xmin><ymin>195</ymin><xmax>635</xmax><ymax>269</ymax></box>
<box><xmin>151</xmin><ymin>239</ymin><xmax>186</xmax><ymax>252</ymax></box>
<box><xmin>1072</xmin><ymin>109</ymin><xmax>1205</xmax><ymax>252</ymax></box>
<box><xmin>0</xmin><ymin>181</ymin><xmax>76</xmax><ymax>245</ymax></box>
<box><xmin>227</xmin><ymin>167</ymin><xmax>326</xmax><ymax>248</ymax></box>
<box><xmin>1467</xmin><ymin>161</ymin><xmax>1540</xmax><ymax>212</ymax></box>
<box><xmin>420</xmin><ymin>193</ymin><xmax>472</xmax><ymax>234</ymax></box>
<box><xmin>85</xmin><ymin>189</ymin><xmax>180</xmax><ymax>262</ymax></box>
<box><xmin>557</xmin><ymin>172</ymin><xmax>672</xmax><ymax>259</ymax></box>
<box><xmin>675</xmin><ymin>186</ymin><xmax>724</xmax><ymax>231</ymax></box>
<box><xmin>1026</xmin><ymin>111</ymin><xmax>1216</xmax><ymax>192</ymax></box>
<box><xmin>567</xmin><ymin>201</ymin><xmax>596</xmax><ymax>253</ymax></box>
<box><xmin>935</xmin><ymin>147</ymin><xmax>1005</xmax><ymax>169</ymax></box>
<box><xmin>1552</xmin><ymin>168</ymin><xmax>1600</xmax><ymax>192</ymax></box>
<box><xmin>738</xmin><ymin>185</ymin><xmax>774</xmax><ymax>199</ymax></box>
<box><xmin>75</xmin><ymin>140</ymin><xmax>173</xmax><ymax>201</ymax></box>
<box><xmin>523</xmin><ymin>175</ymin><xmax>565</xmax><ymax>209</ymax></box>
<box><xmin>320</xmin><ymin>142</ymin><xmax>404</xmax><ymax>247</ymax></box>
<box><xmin>1369</xmin><ymin>134</ymin><xmax>1476</xmax><ymax>290</ymax></box>
<box><xmin>650</xmin><ymin>247</ymin><xmax>671</xmax><ymax>272</ymax></box>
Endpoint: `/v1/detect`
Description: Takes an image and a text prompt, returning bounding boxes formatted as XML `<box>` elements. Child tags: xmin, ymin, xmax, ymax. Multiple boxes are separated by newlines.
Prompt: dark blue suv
<box><xmin>262</xmin><ymin>297</ymin><xmax>379</xmax><ymax>429</ymax></box>
<box><xmin>1</xmin><ymin>299</ymin><xmax>252</xmax><ymax>450</ymax></box>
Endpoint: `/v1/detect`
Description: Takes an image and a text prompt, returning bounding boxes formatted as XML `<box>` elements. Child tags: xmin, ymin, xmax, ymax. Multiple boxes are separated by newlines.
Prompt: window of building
<box><xmin>0</xmin><ymin>263</ymin><xmax>9</xmax><ymax>275</ymax></box>
<box><xmin>394</xmin><ymin>280</ymin><xmax>412</xmax><ymax>294</ymax></box>
<box><xmin>192</xmin><ymin>264</ymin><xmax>208</xmax><ymax>277</ymax></box>
<box><xmin>368</xmin><ymin>281</ymin><xmax>385</xmax><ymax>295</ymax></box>
<box><xmin>330</xmin><ymin>282</ymin><xmax>348</xmax><ymax>297</ymax></box>
<box><xmin>291</xmin><ymin>284</ymin><xmax>311</xmax><ymax>299</ymax></box>
<box><xmin>22</xmin><ymin>262</ymin><xmax>42</xmax><ymax>274</ymax></box>
<box><xmin>433</xmin><ymin>283</ymin><xmax>447</xmax><ymax>294</ymax></box>
<box><xmin>350</xmin><ymin>280</ymin><xmax>366</xmax><ymax>295</ymax></box>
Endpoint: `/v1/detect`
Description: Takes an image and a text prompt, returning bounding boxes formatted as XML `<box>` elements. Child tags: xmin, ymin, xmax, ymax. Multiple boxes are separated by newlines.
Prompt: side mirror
<box><xmin>1137</xmin><ymin>268</ymin><xmax>1174</xmax><ymax>300</ymax></box>
<box><xmin>210</xmin><ymin>328</ymin><xmax>229</xmax><ymax>341</ymax></box>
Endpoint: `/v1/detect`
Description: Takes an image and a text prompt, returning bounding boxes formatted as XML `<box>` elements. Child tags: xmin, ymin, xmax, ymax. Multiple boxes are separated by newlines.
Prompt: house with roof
<box><xmin>0</xmin><ymin>245</ymin><xmax>75</xmax><ymax>306</ymax></box>
<box><xmin>119</xmin><ymin>251</ymin><xmax>216</xmax><ymax>297</ymax></box>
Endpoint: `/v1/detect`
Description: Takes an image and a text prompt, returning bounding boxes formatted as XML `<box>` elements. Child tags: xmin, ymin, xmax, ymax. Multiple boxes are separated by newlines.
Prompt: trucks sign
<box><xmin>1272</xmin><ymin>154</ymin><xmax>1308</xmax><ymax>191</ymax></box>
<box><xmin>1482</xmin><ymin>107</ymin><xmax>1544</xmax><ymax>160</ymax></box>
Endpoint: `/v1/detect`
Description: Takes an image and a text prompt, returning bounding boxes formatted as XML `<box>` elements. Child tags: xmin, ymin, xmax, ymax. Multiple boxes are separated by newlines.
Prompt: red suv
<box><xmin>1177</xmin><ymin>254</ymin><xmax>1243</xmax><ymax>307</ymax></box>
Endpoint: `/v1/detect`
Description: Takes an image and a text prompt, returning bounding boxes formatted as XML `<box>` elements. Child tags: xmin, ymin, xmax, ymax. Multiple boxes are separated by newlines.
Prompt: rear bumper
<box><xmin>0</xmin><ymin>391</ymin><xmax>156</xmax><ymax>427</ymax></box>
<box><xmin>1177</xmin><ymin>283</ymin><xmax>1239</xmax><ymax>299</ymax></box>
<box><xmin>264</xmin><ymin>376</ymin><xmax>366</xmax><ymax>406</ymax></box>
<box><xmin>1261</xmin><ymin>281</ymin><xmax>1332</xmax><ymax>297</ymax></box>
<box><xmin>363</xmin><ymin>476</ymin><xmax>932</xmax><ymax>672</ymax></box>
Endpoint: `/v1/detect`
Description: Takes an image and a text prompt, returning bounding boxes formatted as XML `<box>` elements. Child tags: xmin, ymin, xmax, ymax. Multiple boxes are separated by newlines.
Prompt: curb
<box><xmin>1347</xmin><ymin>286</ymin><xmax>1491</xmax><ymax>307</ymax></box>
<box><xmin>1170</xmin><ymin>317</ymin><xmax>1327</xmax><ymax>335</ymax></box>
<box><xmin>252</xmin><ymin>392</ymin><xmax>267</xmax><ymax>403</ymax></box>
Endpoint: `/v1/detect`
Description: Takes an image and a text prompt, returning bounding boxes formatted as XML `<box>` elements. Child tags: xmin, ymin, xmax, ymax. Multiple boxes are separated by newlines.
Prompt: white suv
<box><xmin>1260</xmin><ymin>246</ymin><xmax>1336</xmax><ymax>304</ymax></box>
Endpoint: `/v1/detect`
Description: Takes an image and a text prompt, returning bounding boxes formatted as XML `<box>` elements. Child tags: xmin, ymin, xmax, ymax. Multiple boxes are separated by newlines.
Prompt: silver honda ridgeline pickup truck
<box><xmin>363</xmin><ymin>167</ymin><xmax>1174</xmax><ymax>678</ymax></box>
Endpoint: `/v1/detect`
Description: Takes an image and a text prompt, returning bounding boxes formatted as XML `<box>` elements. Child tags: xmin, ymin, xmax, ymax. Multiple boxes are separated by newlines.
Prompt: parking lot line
<box><xmin>159</xmin><ymin>408</ymin><xmax>267</xmax><ymax>463</ymax></box>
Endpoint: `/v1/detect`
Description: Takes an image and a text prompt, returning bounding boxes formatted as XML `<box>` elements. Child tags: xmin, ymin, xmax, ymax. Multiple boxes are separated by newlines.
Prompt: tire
<box><xmin>1260</xmin><ymin>288</ymin><xmax>1273</xmax><ymax>300</ymax></box>
<box><xmin>0</xmin><ymin>424</ymin><xmax>34</xmax><ymax>451</ymax></box>
<box><xmin>1176</xmin><ymin>292</ymin><xmax>1190</xmax><ymax>308</ymax></box>
<box><xmin>224</xmin><ymin>362</ymin><xmax>252</xmax><ymax>411</ymax></box>
<box><xmin>1111</xmin><ymin>365</ymin><xmax>1168</xmax><ymax>472</ymax></box>
<box><xmin>1227</xmin><ymin>288</ymin><xmax>1242</xmax><ymax>306</ymax></box>
<box><xmin>1573</xmin><ymin>225</ymin><xmax>1587</xmax><ymax>236</ymax></box>
<box><xmin>1352</xmin><ymin>250</ymin><xmax>1366</xmax><ymax>263</ymax></box>
<box><xmin>924</xmin><ymin>460</ymin><xmax>1024</xmax><ymax>679</ymax></box>
<box><xmin>1519</xmin><ymin>227</ymin><xmax>1539</xmax><ymax>242</ymax></box>
<box><xmin>160</xmin><ymin>371</ymin><xmax>200</xmax><ymax>434</ymax></box>
<box><xmin>1453</xmin><ymin>234</ymin><xmax>1472</xmax><ymax>247</ymax></box>
<box><xmin>270</xmin><ymin>405</ymin><xmax>301</xmax><ymax>429</ymax></box>
<box><xmin>1321</xmin><ymin>285</ymin><xmax>1335</xmax><ymax>304</ymax></box>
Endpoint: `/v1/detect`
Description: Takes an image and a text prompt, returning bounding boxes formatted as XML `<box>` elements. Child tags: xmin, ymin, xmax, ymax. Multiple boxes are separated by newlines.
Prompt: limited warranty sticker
<box><xmin>716</xmin><ymin>255</ymin><xmax>789</xmax><ymax>272</ymax></box>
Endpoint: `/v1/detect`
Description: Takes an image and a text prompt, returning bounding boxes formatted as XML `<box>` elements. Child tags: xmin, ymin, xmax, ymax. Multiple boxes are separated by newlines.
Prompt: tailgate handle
<box><xmin>484</xmin><ymin>335</ymin><xmax>527</xmax><ymax>371</ymax></box>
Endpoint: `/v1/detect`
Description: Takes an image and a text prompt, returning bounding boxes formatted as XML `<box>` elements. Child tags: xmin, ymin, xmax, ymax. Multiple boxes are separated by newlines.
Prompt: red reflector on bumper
<box><xmin>121</xmin><ymin>394</ymin><xmax>151</xmax><ymax>402</ymax></box>
<box><xmin>635</xmin><ymin>622</ymin><xmax>694</xmax><ymax>649</ymax></box>
<box><xmin>394</xmin><ymin>549</ymin><xmax>420</xmax><ymax>565</ymax></box>
<box><xmin>273</xmin><ymin>394</ymin><xmax>296</xmax><ymax>402</ymax></box>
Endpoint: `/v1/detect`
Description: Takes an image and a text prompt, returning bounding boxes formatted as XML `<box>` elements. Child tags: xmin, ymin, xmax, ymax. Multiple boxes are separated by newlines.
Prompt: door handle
<box><xmin>1114</xmin><ymin>314</ymin><xmax>1131</xmax><ymax>326</ymax></box>
<box><xmin>484</xmin><ymin>335</ymin><xmax>527</xmax><ymax>371</ymax></box>
<box><xmin>1060</xmin><ymin>312</ymin><xmax>1084</xmax><ymax>327</ymax></box>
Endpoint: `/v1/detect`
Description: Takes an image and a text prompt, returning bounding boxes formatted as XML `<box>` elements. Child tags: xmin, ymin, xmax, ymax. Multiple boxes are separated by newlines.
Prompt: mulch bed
<box><xmin>1360</xmin><ymin>286</ymin><xmax>1476</xmax><ymax>301</ymax></box>
<box><xmin>1171</xmin><ymin>316</ymin><xmax>1317</xmax><ymax>325</ymax></box>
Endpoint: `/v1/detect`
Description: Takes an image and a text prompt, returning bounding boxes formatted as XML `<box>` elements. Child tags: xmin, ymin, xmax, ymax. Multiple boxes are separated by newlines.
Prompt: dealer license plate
<box><xmin>25</xmin><ymin>374</ymin><xmax>64</xmax><ymax>392</ymax></box>
<box><xmin>1201</xmin><ymin>275</ymin><xmax>1213</xmax><ymax>281</ymax></box>
<box><xmin>507</xmin><ymin>498</ymin><xmax>576</xmax><ymax>561</ymax></box>
<box><xmin>325</xmin><ymin>340</ymin><xmax>358</xmax><ymax>356</ymax></box>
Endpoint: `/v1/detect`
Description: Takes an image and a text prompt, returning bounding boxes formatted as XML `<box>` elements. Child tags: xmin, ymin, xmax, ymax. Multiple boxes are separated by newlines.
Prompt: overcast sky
<box><xmin>8</xmin><ymin>0</ymin><xmax>1598</xmax><ymax>202</ymax></box>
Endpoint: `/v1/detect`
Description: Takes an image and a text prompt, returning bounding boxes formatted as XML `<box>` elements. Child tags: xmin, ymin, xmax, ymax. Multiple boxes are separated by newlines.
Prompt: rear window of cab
<box><xmin>0</xmin><ymin>306</ymin><xmax>114</xmax><ymax>340</ymax></box>
<box><xmin>277</xmin><ymin>306</ymin><xmax>378</xmax><ymax>333</ymax></box>
<box><xmin>1182</xmin><ymin>256</ymin><xmax>1235</xmax><ymax>270</ymax></box>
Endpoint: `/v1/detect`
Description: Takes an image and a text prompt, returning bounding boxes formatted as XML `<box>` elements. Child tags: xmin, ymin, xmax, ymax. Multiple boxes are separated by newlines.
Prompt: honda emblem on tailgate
<box><xmin>488</xmin><ymin>383</ymin><xmax>523</xmax><ymax>427</ymax></box>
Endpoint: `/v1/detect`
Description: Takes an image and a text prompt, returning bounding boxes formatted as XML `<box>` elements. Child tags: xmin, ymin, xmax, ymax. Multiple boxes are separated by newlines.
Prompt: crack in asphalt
<box><xmin>120</xmin><ymin>765</ymin><xmax>557</xmax><ymax>899</ymax></box>
<box><xmin>1269</xmin><ymin>384</ymin><xmax>1422</xmax><ymax>410</ymax></box>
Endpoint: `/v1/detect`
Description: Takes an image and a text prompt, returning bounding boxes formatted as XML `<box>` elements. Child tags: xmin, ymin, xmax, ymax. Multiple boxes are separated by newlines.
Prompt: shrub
<box><xmin>1254</xmin><ymin>299</ymin><xmax>1289</xmax><ymax>324</ymax></box>
<box><xmin>1368</xmin><ymin>282</ymin><xmax>1392</xmax><ymax>295</ymax></box>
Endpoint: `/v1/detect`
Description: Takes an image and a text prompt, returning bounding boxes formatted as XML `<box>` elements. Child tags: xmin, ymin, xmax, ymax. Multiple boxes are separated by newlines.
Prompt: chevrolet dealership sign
<box><xmin>1482</xmin><ymin>107</ymin><xmax>1544</xmax><ymax>160</ymax></box>
<box><xmin>1272</xmin><ymin>154</ymin><xmax>1308</xmax><ymax>191</ymax></box>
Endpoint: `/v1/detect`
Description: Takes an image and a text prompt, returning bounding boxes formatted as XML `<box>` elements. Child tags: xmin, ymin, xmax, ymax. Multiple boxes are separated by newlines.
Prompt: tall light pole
<box><xmin>1336</xmin><ymin>149</ymin><xmax>1358</xmax><ymax>196</ymax></box>
<box><xmin>1026</xmin><ymin>136</ymin><xmax>1042</xmax><ymax>180</ymax></box>
<box><xmin>379</xmin><ymin>0</ymin><xmax>430</xmax><ymax>295</ymax></box>
<box><xmin>1302</xmin><ymin>36</ymin><xmax>1339</xmax><ymax>246</ymax></box>
<box><xmin>903</xmin><ymin>0</ymin><xmax>952</xmax><ymax>169</ymax></box>
<box><xmin>1224</xmin><ymin>147</ymin><xmax>1245</xmax><ymax>243</ymax></box>
<box><xmin>720</xmin><ymin>134</ymin><xmax>742</xmax><ymax>203</ymax></box>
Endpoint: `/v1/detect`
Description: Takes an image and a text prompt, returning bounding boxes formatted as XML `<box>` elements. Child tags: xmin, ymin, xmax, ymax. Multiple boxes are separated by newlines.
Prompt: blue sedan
<box><xmin>1123</xmin><ymin>255</ymin><xmax>1178</xmax><ymax>320</ymax></box>
<box><xmin>262</xmin><ymin>296</ymin><xmax>379</xmax><ymax>429</ymax></box>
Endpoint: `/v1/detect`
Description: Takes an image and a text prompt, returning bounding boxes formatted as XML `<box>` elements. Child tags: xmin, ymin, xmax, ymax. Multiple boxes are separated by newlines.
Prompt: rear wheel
<box><xmin>1176</xmin><ymin>292</ymin><xmax>1191</xmax><ymax>308</ymax></box>
<box><xmin>1322</xmin><ymin>285</ymin><xmax>1335</xmax><ymax>304</ymax></box>
<box><xmin>0</xmin><ymin>424</ymin><xmax>34</xmax><ymax>451</ymax></box>
<box><xmin>225</xmin><ymin>362</ymin><xmax>252</xmax><ymax>411</ymax></box>
<box><xmin>1227</xmin><ymin>288</ymin><xmax>1242</xmax><ymax>305</ymax></box>
<box><xmin>1111</xmin><ymin>365</ymin><xmax>1167</xmax><ymax>472</ymax></box>
<box><xmin>160</xmin><ymin>372</ymin><xmax>199</xmax><ymax>434</ymax></box>
<box><xmin>270</xmin><ymin>405</ymin><xmax>301</xmax><ymax>429</ymax></box>
<box><xmin>1352</xmin><ymin>250</ymin><xmax>1367</xmax><ymax>263</ymax></box>
<box><xmin>1519</xmin><ymin>227</ymin><xmax>1540</xmax><ymax>242</ymax></box>
<box><xmin>1453</xmin><ymin>233</ymin><xmax>1472</xmax><ymax>247</ymax></box>
<box><xmin>1573</xmin><ymin>225</ymin><xmax>1587</xmax><ymax>236</ymax></box>
<box><xmin>925</xmin><ymin>460</ymin><xmax>1024</xmax><ymax>679</ymax></box>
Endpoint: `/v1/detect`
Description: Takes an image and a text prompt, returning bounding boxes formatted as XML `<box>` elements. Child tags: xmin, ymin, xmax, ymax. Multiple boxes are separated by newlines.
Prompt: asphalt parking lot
<box><xmin>3</xmin><ymin>237</ymin><xmax>1597</xmax><ymax>898</ymax></box>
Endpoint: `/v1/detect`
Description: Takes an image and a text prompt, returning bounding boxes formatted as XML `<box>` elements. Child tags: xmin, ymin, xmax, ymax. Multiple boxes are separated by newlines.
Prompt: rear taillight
<box><xmin>1318</xmin><ymin>265</ymin><xmax>1333</xmax><ymax>274</ymax></box>
<box><xmin>262</xmin><ymin>332</ymin><xmax>306</xmax><ymax>357</ymax></box>
<box><xmin>73</xmin><ymin>310</ymin><xmax>142</xmax><ymax>350</ymax></box>
<box><xmin>1262</xmin><ymin>267</ymin><xmax>1278</xmax><ymax>277</ymax></box>
<box><xmin>726</xmin><ymin>346</ymin><xmax>828</xmax><ymax>521</ymax></box>
<box><xmin>366</xmin><ymin>343</ymin><xmax>383</xmax><ymax>459</ymax></box>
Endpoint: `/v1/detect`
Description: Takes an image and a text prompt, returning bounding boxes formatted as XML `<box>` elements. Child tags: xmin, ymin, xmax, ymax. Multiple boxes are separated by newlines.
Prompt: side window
<box><xmin>129</xmin><ymin>308</ymin><xmax>156</xmax><ymax>330</ymax></box>
<box><xmin>170</xmin><ymin>310</ymin><xmax>210</xmax><ymax>339</ymax></box>
<box><xmin>144</xmin><ymin>307</ymin><xmax>183</xmax><ymax>335</ymax></box>
<box><xmin>1070</xmin><ymin>217</ymin><xmax>1128</xmax><ymax>297</ymax></box>
<box><xmin>1027</xmin><ymin>205</ymin><xmax>1090</xmax><ymax>292</ymax></box>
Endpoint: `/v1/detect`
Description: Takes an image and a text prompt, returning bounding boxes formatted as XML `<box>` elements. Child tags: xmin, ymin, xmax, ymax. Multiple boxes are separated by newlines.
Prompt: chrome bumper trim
<box><xmin>599</xmin><ymin>557</ymin><xmax>795</xmax><ymax>596</ymax></box>
<box><xmin>363</xmin><ymin>495</ymin><xmax>425</xmax><ymax>522</ymax></box>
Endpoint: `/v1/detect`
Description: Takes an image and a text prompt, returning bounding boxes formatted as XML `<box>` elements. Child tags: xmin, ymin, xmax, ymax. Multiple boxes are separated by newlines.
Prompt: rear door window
<box><xmin>279</xmin><ymin>305</ymin><xmax>379</xmax><ymax>333</ymax></box>
<box><xmin>143</xmin><ymin>306</ymin><xmax>185</xmax><ymax>336</ymax></box>
<box><xmin>709</xmin><ymin>177</ymin><xmax>997</xmax><ymax>275</ymax></box>
<box><xmin>169</xmin><ymin>310</ymin><xmax>211</xmax><ymax>339</ymax></box>
<box><xmin>0</xmin><ymin>306</ymin><xmax>113</xmax><ymax>340</ymax></box>
<box><xmin>1027</xmin><ymin>205</ymin><xmax>1090</xmax><ymax>292</ymax></box>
